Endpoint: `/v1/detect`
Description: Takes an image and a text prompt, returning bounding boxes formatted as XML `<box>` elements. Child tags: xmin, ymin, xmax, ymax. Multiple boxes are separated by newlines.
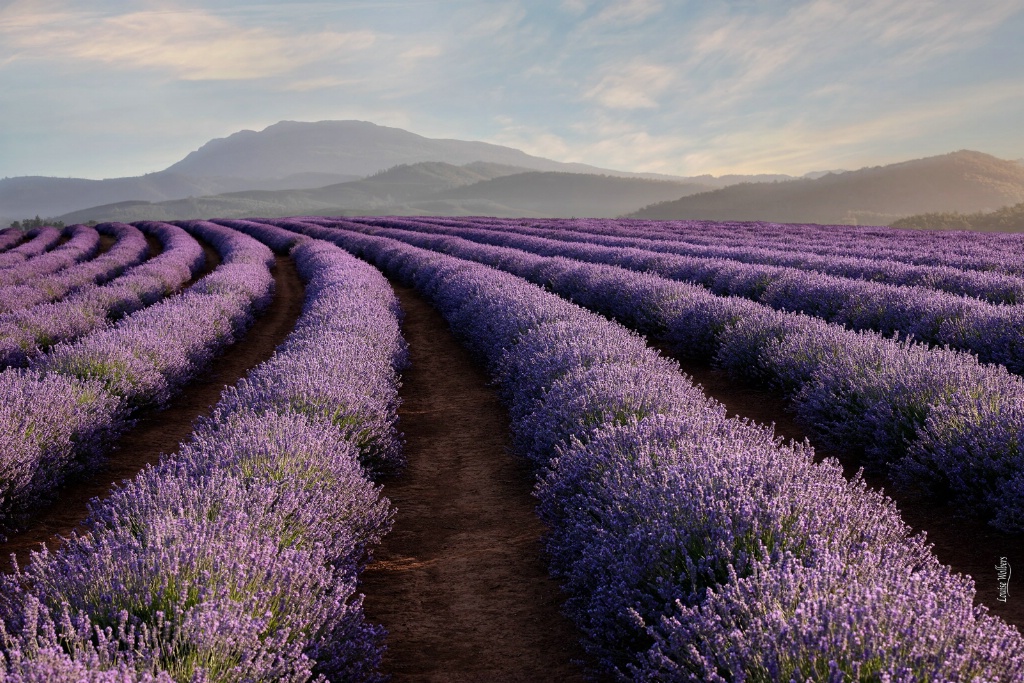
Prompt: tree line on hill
<box><xmin>8</xmin><ymin>216</ymin><xmax>68</xmax><ymax>230</ymax></box>
<box><xmin>890</xmin><ymin>201</ymin><xmax>1024</xmax><ymax>231</ymax></box>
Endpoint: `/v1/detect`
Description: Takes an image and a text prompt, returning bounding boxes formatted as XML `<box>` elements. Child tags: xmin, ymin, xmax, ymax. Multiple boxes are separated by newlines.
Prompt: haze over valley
<box><xmin>3</xmin><ymin>1</ymin><xmax>1022</xmax><ymax>230</ymax></box>
<box><xmin>3</xmin><ymin>121</ymin><xmax>1022</xmax><ymax>229</ymax></box>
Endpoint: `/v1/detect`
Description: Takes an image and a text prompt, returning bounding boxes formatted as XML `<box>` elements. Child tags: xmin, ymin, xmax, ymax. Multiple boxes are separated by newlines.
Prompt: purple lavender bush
<box><xmin>639</xmin><ymin>547</ymin><xmax>1024</xmax><ymax>682</ymax></box>
<box><xmin>1</xmin><ymin>231</ymin><xmax>407</xmax><ymax>681</ymax></box>
<box><xmin>0</xmin><ymin>369</ymin><xmax>123</xmax><ymax>540</ymax></box>
<box><xmin>34</xmin><ymin>223</ymin><xmax>273</xmax><ymax>409</ymax></box>
<box><xmin>212</xmin><ymin>218</ymin><xmax>312</xmax><ymax>253</ymax></box>
<box><xmin>1</xmin><ymin>411</ymin><xmax>389</xmax><ymax>682</ymax></box>
<box><xmin>332</xmin><ymin>216</ymin><xmax>1024</xmax><ymax>374</ymax></box>
<box><xmin>0</xmin><ymin>222</ymin><xmax>199</xmax><ymax>369</ymax></box>
<box><xmin>390</xmin><ymin>214</ymin><xmax>1024</xmax><ymax>278</ymax></box>
<box><xmin>315</xmin><ymin>228</ymin><xmax>1024</xmax><ymax>680</ymax></box>
<box><xmin>224</xmin><ymin>240</ymin><xmax>405</xmax><ymax>475</ymax></box>
<box><xmin>718</xmin><ymin>307</ymin><xmax>1024</xmax><ymax>532</ymax></box>
<box><xmin>0</xmin><ymin>224</ymin><xmax>100</xmax><ymax>291</ymax></box>
<box><xmin>0</xmin><ymin>224</ymin><xmax>263</xmax><ymax>539</ymax></box>
<box><xmin>299</xmin><ymin>220</ymin><xmax>1024</xmax><ymax>533</ymax></box>
<box><xmin>398</xmin><ymin>214</ymin><xmax>1024</xmax><ymax>303</ymax></box>
<box><xmin>0</xmin><ymin>227</ymin><xmax>25</xmax><ymax>253</ymax></box>
<box><xmin>0</xmin><ymin>228</ymin><xmax>63</xmax><ymax>270</ymax></box>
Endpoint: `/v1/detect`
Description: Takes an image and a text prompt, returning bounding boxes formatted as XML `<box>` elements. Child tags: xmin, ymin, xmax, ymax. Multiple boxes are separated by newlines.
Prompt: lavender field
<box><xmin>1</xmin><ymin>216</ymin><xmax>1023</xmax><ymax>681</ymax></box>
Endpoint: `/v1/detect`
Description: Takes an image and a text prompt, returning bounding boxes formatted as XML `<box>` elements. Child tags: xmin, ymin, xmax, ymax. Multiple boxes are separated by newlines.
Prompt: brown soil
<box><xmin>189</xmin><ymin>237</ymin><xmax>220</xmax><ymax>287</ymax></box>
<box><xmin>0</xmin><ymin>255</ymin><xmax>304</xmax><ymax>570</ymax></box>
<box><xmin>143</xmin><ymin>232</ymin><xmax>163</xmax><ymax>259</ymax></box>
<box><xmin>360</xmin><ymin>284</ymin><xmax>590</xmax><ymax>682</ymax></box>
<box><xmin>97</xmin><ymin>234</ymin><xmax>116</xmax><ymax>254</ymax></box>
<box><xmin>666</xmin><ymin>354</ymin><xmax>1024</xmax><ymax>630</ymax></box>
<box><xmin>4</xmin><ymin>225</ymin><xmax>1015</xmax><ymax>679</ymax></box>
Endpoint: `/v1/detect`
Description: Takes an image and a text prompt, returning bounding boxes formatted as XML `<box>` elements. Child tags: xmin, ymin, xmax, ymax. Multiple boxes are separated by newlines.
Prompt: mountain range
<box><xmin>3</xmin><ymin>120</ymin><xmax>1023</xmax><ymax>227</ymax></box>
<box><xmin>2</xmin><ymin>120</ymin><xmax>711</xmax><ymax>223</ymax></box>
<box><xmin>58</xmin><ymin>162</ymin><xmax>710</xmax><ymax>223</ymax></box>
<box><xmin>628</xmin><ymin>150</ymin><xmax>1024</xmax><ymax>226</ymax></box>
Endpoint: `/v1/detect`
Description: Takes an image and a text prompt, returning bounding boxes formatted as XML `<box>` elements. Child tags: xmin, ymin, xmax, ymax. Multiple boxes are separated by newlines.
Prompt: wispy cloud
<box><xmin>397</xmin><ymin>44</ymin><xmax>443</xmax><ymax>67</ymax></box>
<box><xmin>282</xmin><ymin>76</ymin><xmax>366</xmax><ymax>92</ymax></box>
<box><xmin>584</xmin><ymin>62</ymin><xmax>674</xmax><ymax>109</ymax></box>
<box><xmin>677</xmin><ymin>0</ymin><xmax>1020</xmax><ymax>106</ymax></box>
<box><xmin>491</xmin><ymin>120</ymin><xmax>575</xmax><ymax>161</ymax></box>
<box><xmin>685</xmin><ymin>78</ymin><xmax>1024</xmax><ymax>173</ymax></box>
<box><xmin>0</xmin><ymin>4</ymin><xmax>376</xmax><ymax>80</ymax></box>
<box><xmin>1</xmin><ymin>0</ymin><xmax>1021</xmax><ymax>179</ymax></box>
<box><xmin>561</xmin><ymin>0</ymin><xmax>589</xmax><ymax>15</ymax></box>
<box><xmin>464</xmin><ymin>3</ymin><xmax>527</xmax><ymax>39</ymax></box>
<box><xmin>494</xmin><ymin>115</ymin><xmax>695</xmax><ymax>174</ymax></box>
<box><xmin>588</xmin><ymin>0</ymin><xmax>663</xmax><ymax>26</ymax></box>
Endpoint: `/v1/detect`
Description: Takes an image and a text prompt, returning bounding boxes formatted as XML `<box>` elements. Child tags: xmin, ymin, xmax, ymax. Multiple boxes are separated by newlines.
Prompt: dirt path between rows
<box><xmin>1</xmin><ymin>254</ymin><xmax>304</xmax><ymax>570</ymax></box>
<box><xmin>360</xmin><ymin>284</ymin><xmax>590</xmax><ymax>682</ymax></box>
<box><xmin>667</xmin><ymin>354</ymin><xmax>1023</xmax><ymax>630</ymax></box>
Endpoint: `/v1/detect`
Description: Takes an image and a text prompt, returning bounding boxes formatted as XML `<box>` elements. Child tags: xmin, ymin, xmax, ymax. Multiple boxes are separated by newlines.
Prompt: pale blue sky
<box><xmin>2</xmin><ymin>0</ymin><xmax>1023</xmax><ymax>179</ymax></box>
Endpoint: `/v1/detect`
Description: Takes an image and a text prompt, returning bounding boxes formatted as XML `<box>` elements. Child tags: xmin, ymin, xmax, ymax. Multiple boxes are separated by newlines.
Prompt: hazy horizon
<box><xmin>2</xmin><ymin>0</ymin><xmax>1023</xmax><ymax>180</ymax></box>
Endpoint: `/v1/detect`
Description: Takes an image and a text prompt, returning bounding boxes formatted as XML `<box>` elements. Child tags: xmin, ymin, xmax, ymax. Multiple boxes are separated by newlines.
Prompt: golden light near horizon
<box><xmin>0</xmin><ymin>0</ymin><xmax>1021</xmax><ymax>179</ymax></box>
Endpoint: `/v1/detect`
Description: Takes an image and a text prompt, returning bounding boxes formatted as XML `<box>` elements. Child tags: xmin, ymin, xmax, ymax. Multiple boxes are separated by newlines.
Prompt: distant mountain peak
<box><xmin>162</xmin><ymin>119</ymin><xmax>646</xmax><ymax>182</ymax></box>
<box><xmin>803</xmin><ymin>169</ymin><xmax>848</xmax><ymax>179</ymax></box>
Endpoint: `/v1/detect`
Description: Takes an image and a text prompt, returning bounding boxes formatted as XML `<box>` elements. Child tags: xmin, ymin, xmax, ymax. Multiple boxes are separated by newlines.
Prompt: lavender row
<box><xmin>0</xmin><ymin>228</ymin><xmax>24</xmax><ymax>253</ymax></box>
<box><xmin>0</xmin><ymin>224</ymin><xmax>99</xmax><ymax>290</ymax></box>
<box><xmin>0</xmin><ymin>222</ymin><xmax>202</xmax><ymax>369</ymax></box>
<box><xmin>0</xmin><ymin>223</ymin><xmax>136</xmax><ymax>293</ymax></box>
<box><xmin>405</xmin><ymin>215</ymin><xmax>1024</xmax><ymax>304</ymax></box>
<box><xmin>321</xmin><ymin>228</ymin><xmax>1023</xmax><ymax>681</ymax></box>
<box><xmin>288</xmin><ymin>219</ymin><xmax>1024</xmax><ymax>533</ymax></box>
<box><xmin>209</xmin><ymin>221</ymin><xmax>408</xmax><ymax>474</ymax></box>
<box><xmin>211</xmin><ymin>218</ymin><xmax>311</xmax><ymax>253</ymax></box>
<box><xmin>34</xmin><ymin>221</ymin><xmax>275</xmax><ymax>410</ymax></box>
<box><xmin>0</xmin><ymin>370</ymin><xmax>124</xmax><ymax>540</ymax></box>
<box><xmin>0</xmin><ymin>224</ymin><xmax>144</xmax><ymax>316</ymax></box>
<box><xmin>211</xmin><ymin>224</ymin><xmax>408</xmax><ymax>476</ymax></box>
<box><xmin>0</xmin><ymin>224</ymin><xmax>272</xmax><ymax>538</ymax></box>
<box><xmin>661</xmin><ymin>219</ymin><xmax>1024</xmax><ymax>273</ymax></box>
<box><xmin>0</xmin><ymin>228</ymin><xmax>63</xmax><ymax>270</ymax></box>
<box><xmin>334</xmin><ymin>216</ymin><xmax>1024</xmax><ymax>375</ymax></box>
<box><xmin>0</xmin><ymin>235</ymin><xmax>406</xmax><ymax>681</ymax></box>
<box><xmin>456</xmin><ymin>216</ymin><xmax>1024</xmax><ymax>276</ymax></box>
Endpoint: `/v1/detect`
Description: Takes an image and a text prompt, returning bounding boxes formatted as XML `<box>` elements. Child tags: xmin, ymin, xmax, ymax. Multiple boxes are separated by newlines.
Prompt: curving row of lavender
<box><xmin>0</xmin><ymin>223</ymin><xmax>272</xmax><ymax>540</ymax></box>
<box><xmin>0</xmin><ymin>233</ymin><xmax>406</xmax><ymax>681</ymax></box>
<box><xmin>488</xmin><ymin>216</ymin><xmax>1024</xmax><ymax>276</ymax></box>
<box><xmin>0</xmin><ymin>228</ymin><xmax>64</xmax><ymax>270</ymax></box>
<box><xmin>319</xmin><ymin>228</ymin><xmax>1024</xmax><ymax>682</ymax></box>
<box><xmin>210</xmin><ymin>218</ymin><xmax>408</xmax><ymax>478</ymax></box>
<box><xmin>411</xmin><ymin>215</ymin><xmax>1024</xmax><ymax>303</ymax></box>
<box><xmin>330</xmin><ymin>216</ymin><xmax>1024</xmax><ymax>375</ymax></box>
<box><xmin>0</xmin><ymin>228</ymin><xmax>25</xmax><ymax>253</ymax></box>
<box><xmin>272</xmin><ymin>218</ymin><xmax>1024</xmax><ymax>533</ymax></box>
<box><xmin>0</xmin><ymin>224</ymin><xmax>100</xmax><ymax>291</ymax></box>
<box><xmin>0</xmin><ymin>224</ymin><xmax>144</xmax><ymax>317</ymax></box>
<box><xmin>37</xmin><ymin>220</ymin><xmax>274</xmax><ymax>409</ymax></box>
<box><xmin>0</xmin><ymin>222</ymin><xmax>201</xmax><ymax>370</ymax></box>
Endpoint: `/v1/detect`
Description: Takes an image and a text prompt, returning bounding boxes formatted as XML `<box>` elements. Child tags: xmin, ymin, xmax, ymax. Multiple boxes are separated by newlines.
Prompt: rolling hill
<box><xmin>416</xmin><ymin>172</ymin><xmax>708</xmax><ymax>218</ymax></box>
<box><xmin>4</xmin><ymin>120</ymin><xmax>704</xmax><ymax>224</ymax></box>
<box><xmin>891</xmin><ymin>201</ymin><xmax>1024</xmax><ymax>231</ymax></box>
<box><xmin>58</xmin><ymin>163</ymin><xmax>710</xmax><ymax>223</ymax></box>
<box><xmin>4</xmin><ymin>118</ymin><xmax>802</xmax><ymax>223</ymax></box>
<box><xmin>163</xmin><ymin>119</ymin><xmax>680</xmax><ymax>181</ymax></box>
<box><xmin>0</xmin><ymin>172</ymin><xmax>356</xmax><ymax>225</ymax></box>
<box><xmin>629</xmin><ymin>150</ymin><xmax>1024</xmax><ymax>225</ymax></box>
<box><xmin>12</xmin><ymin>120</ymin><xmax>1018</xmax><ymax>226</ymax></box>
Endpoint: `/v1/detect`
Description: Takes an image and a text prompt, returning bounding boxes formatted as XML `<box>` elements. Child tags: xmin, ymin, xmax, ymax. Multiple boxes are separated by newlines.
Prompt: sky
<box><xmin>2</xmin><ymin>0</ymin><xmax>1023</xmax><ymax>180</ymax></box>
